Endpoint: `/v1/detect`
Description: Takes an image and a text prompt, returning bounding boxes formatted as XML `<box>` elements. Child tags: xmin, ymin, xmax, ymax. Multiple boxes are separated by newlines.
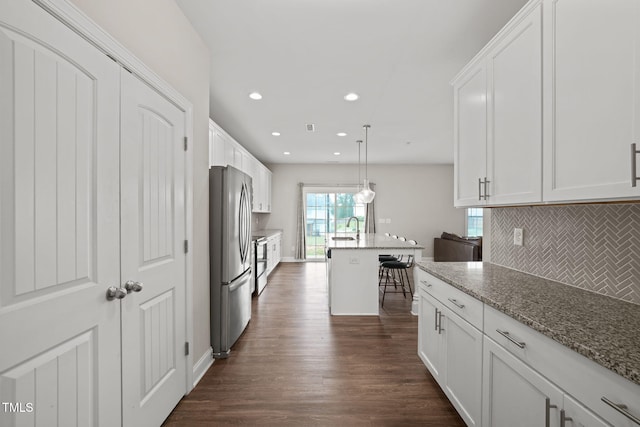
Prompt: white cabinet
<box><xmin>418</xmin><ymin>289</ymin><xmax>444</xmax><ymax>381</ymax></box>
<box><xmin>417</xmin><ymin>279</ymin><xmax>482</xmax><ymax>426</ymax></box>
<box><xmin>266</xmin><ymin>233</ymin><xmax>281</xmax><ymax>275</ymax></box>
<box><xmin>453</xmin><ymin>1</ymin><xmax>543</xmax><ymax>207</ymax></box>
<box><xmin>542</xmin><ymin>0</ymin><xmax>640</xmax><ymax>202</ymax></box>
<box><xmin>208</xmin><ymin>119</ymin><xmax>272</xmax><ymax>212</ymax></box>
<box><xmin>483</xmin><ymin>336</ymin><xmax>563</xmax><ymax>427</ymax></box>
<box><xmin>417</xmin><ymin>269</ymin><xmax>640</xmax><ymax>427</ymax></box>
<box><xmin>453</xmin><ymin>62</ymin><xmax>488</xmax><ymax>207</ymax></box>
<box><xmin>253</xmin><ymin>163</ymin><xmax>272</xmax><ymax>213</ymax></box>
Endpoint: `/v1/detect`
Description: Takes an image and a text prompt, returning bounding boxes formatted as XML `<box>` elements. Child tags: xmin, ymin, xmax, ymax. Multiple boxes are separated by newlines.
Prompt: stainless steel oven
<box><xmin>253</xmin><ymin>237</ymin><xmax>268</xmax><ymax>295</ymax></box>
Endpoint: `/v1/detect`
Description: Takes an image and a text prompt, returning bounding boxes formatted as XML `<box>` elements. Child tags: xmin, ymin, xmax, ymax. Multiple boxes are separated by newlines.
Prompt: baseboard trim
<box><xmin>192</xmin><ymin>347</ymin><xmax>214</xmax><ymax>389</ymax></box>
<box><xmin>281</xmin><ymin>257</ymin><xmax>306</xmax><ymax>262</ymax></box>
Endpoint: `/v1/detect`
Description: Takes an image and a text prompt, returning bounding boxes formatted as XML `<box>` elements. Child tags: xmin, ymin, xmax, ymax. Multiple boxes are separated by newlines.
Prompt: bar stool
<box><xmin>379</xmin><ymin>240</ymin><xmax>417</xmax><ymax>307</ymax></box>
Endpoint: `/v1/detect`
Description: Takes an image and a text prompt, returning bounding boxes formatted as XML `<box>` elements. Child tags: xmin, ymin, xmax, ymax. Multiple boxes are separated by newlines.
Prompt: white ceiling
<box><xmin>176</xmin><ymin>0</ymin><xmax>528</xmax><ymax>165</ymax></box>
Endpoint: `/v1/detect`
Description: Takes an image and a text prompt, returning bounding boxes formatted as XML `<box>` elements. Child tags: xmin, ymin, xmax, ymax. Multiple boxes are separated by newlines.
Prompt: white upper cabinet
<box><xmin>487</xmin><ymin>3</ymin><xmax>542</xmax><ymax>205</ymax></box>
<box><xmin>453</xmin><ymin>1</ymin><xmax>543</xmax><ymax>207</ymax></box>
<box><xmin>208</xmin><ymin>119</ymin><xmax>272</xmax><ymax>212</ymax></box>
<box><xmin>454</xmin><ymin>63</ymin><xmax>488</xmax><ymax>207</ymax></box>
<box><xmin>542</xmin><ymin>0</ymin><xmax>640</xmax><ymax>202</ymax></box>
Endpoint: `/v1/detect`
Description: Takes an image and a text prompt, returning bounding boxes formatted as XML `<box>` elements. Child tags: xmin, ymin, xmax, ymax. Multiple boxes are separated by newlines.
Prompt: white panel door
<box><xmin>543</xmin><ymin>0</ymin><xmax>640</xmax><ymax>202</ymax></box>
<box><xmin>120</xmin><ymin>70</ymin><xmax>187</xmax><ymax>427</ymax></box>
<box><xmin>453</xmin><ymin>63</ymin><xmax>488</xmax><ymax>207</ymax></box>
<box><xmin>417</xmin><ymin>290</ymin><xmax>443</xmax><ymax>382</ymax></box>
<box><xmin>487</xmin><ymin>2</ymin><xmax>542</xmax><ymax>205</ymax></box>
<box><xmin>483</xmin><ymin>336</ymin><xmax>563</xmax><ymax>427</ymax></box>
<box><xmin>0</xmin><ymin>0</ymin><xmax>121</xmax><ymax>426</ymax></box>
<box><xmin>442</xmin><ymin>307</ymin><xmax>482</xmax><ymax>427</ymax></box>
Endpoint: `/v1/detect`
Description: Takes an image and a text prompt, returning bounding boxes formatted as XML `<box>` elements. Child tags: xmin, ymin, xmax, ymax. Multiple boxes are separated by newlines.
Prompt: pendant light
<box><xmin>354</xmin><ymin>139</ymin><xmax>364</xmax><ymax>203</ymax></box>
<box><xmin>356</xmin><ymin>124</ymin><xmax>376</xmax><ymax>203</ymax></box>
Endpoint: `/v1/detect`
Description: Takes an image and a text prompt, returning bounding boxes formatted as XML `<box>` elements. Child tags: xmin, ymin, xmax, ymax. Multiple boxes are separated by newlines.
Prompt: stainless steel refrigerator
<box><xmin>210</xmin><ymin>165</ymin><xmax>253</xmax><ymax>358</ymax></box>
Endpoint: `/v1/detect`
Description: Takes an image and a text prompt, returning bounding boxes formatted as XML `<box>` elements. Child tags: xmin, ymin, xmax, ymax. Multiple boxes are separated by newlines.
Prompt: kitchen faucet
<box><xmin>347</xmin><ymin>216</ymin><xmax>360</xmax><ymax>240</ymax></box>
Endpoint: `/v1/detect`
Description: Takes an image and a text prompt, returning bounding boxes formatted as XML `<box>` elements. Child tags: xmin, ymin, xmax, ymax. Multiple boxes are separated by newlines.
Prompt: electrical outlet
<box><xmin>349</xmin><ymin>257</ymin><xmax>360</xmax><ymax>264</ymax></box>
<box><xmin>513</xmin><ymin>228</ymin><xmax>524</xmax><ymax>246</ymax></box>
<box><xmin>386</xmin><ymin>218</ymin><xmax>391</xmax><ymax>224</ymax></box>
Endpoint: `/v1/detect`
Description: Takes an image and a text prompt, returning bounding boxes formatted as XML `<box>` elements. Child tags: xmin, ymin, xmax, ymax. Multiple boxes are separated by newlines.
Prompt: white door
<box><xmin>417</xmin><ymin>291</ymin><xmax>443</xmax><ymax>382</ymax></box>
<box><xmin>0</xmin><ymin>0</ymin><xmax>121</xmax><ymax>426</ymax></box>
<box><xmin>542</xmin><ymin>0</ymin><xmax>640</xmax><ymax>202</ymax></box>
<box><xmin>442</xmin><ymin>307</ymin><xmax>482</xmax><ymax>427</ymax></box>
<box><xmin>453</xmin><ymin>63</ymin><xmax>488</xmax><ymax>207</ymax></box>
<box><xmin>487</xmin><ymin>3</ymin><xmax>543</xmax><ymax>205</ymax></box>
<box><xmin>483</xmin><ymin>336</ymin><xmax>564</xmax><ymax>427</ymax></box>
<box><xmin>120</xmin><ymin>70</ymin><xmax>187</xmax><ymax>427</ymax></box>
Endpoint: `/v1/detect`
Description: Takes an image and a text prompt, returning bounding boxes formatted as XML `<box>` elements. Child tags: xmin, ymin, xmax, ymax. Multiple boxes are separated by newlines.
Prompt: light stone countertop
<box><xmin>252</xmin><ymin>229</ymin><xmax>282</xmax><ymax>239</ymax></box>
<box><xmin>326</xmin><ymin>233</ymin><xmax>425</xmax><ymax>250</ymax></box>
<box><xmin>415</xmin><ymin>261</ymin><xmax>640</xmax><ymax>386</ymax></box>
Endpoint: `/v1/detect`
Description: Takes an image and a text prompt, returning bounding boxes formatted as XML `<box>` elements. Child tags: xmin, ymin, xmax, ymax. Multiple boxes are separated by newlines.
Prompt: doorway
<box><xmin>304</xmin><ymin>188</ymin><xmax>367</xmax><ymax>259</ymax></box>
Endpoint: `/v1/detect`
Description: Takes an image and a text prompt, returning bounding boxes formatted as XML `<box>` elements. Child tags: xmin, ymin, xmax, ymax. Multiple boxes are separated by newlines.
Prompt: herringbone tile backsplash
<box><xmin>491</xmin><ymin>204</ymin><xmax>640</xmax><ymax>305</ymax></box>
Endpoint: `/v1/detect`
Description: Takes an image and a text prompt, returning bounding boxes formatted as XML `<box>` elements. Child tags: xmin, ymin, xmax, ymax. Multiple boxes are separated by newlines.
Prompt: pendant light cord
<box><xmin>364</xmin><ymin>124</ymin><xmax>370</xmax><ymax>180</ymax></box>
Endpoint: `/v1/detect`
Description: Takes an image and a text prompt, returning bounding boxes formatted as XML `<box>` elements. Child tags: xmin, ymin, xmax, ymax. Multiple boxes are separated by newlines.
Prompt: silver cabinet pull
<box><xmin>632</xmin><ymin>143</ymin><xmax>639</xmax><ymax>187</ymax></box>
<box><xmin>483</xmin><ymin>177</ymin><xmax>490</xmax><ymax>200</ymax></box>
<box><xmin>420</xmin><ymin>280</ymin><xmax>432</xmax><ymax>288</ymax></box>
<box><xmin>496</xmin><ymin>329</ymin><xmax>526</xmax><ymax>348</ymax></box>
<box><xmin>560</xmin><ymin>409</ymin><xmax>572</xmax><ymax>427</ymax></box>
<box><xmin>602</xmin><ymin>397</ymin><xmax>640</xmax><ymax>425</ymax></box>
<box><xmin>438</xmin><ymin>311</ymin><xmax>445</xmax><ymax>334</ymax></box>
<box><xmin>124</xmin><ymin>280</ymin><xmax>143</xmax><ymax>293</ymax></box>
<box><xmin>545</xmin><ymin>398</ymin><xmax>558</xmax><ymax>427</ymax></box>
<box><xmin>478</xmin><ymin>178</ymin><xmax>483</xmax><ymax>201</ymax></box>
<box><xmin>106</xmin><ymin>286</ymin><xmax>127</xmax><ymax>301</ymax></box>
<box><xmin>434</xmin><ymin>308</ymin><xmax>439</xmax><ymax>331</ymax></box>
<box><xmin>448</xmin><ymin>298</ymin><xmax>465</xmax><ymax>309</ymax></box>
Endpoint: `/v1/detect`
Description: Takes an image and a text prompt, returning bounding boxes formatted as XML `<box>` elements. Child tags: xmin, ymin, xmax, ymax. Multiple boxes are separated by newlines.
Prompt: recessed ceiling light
<box><xmin>336</xmin><ymin>132</ymin><xmax>347</xmax><ymax>137</ymax></box>
<box><xmin>249</xmin><ymin>92</ymin><xmax>262</xmax><ymax>100</ymax></box>
<box><xmin>334</xmin><ymin>152</ymin><xmax>341</xmax><ymax>156</ymax></box>
<box><xmin>272</xmin><ymin>132</ymin><xmax>281</xmax><ymax>136</ymax></box>
<box><xmin>344</xmin><ymin>93</ymin><xmax>359</xmax><ymax>101</ymax></box>
<box><xmin>283</xmin><ymin>151</ymin><xmax>290</xmax><ymax>155</ymax></box>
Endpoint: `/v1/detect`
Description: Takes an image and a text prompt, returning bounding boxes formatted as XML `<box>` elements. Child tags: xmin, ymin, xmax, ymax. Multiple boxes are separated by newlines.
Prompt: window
<box><xmin>304</xmin><ymin>189</ymin><xmax>366</xmax><ymax>259</ymax></box>
<box><xmin>466</xmin><ymin>208</ymin><xmax>483</xmax><ymax>237</ymax></box>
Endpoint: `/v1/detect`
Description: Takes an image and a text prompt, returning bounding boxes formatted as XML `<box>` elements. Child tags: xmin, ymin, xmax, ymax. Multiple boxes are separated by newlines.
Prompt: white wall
<box><xmin>70</xmin><ymin>0</ymin><xmax>212</xmax><ymax>367</ymax></box>
<box><xmin>261</xmin><ymin>164</ymin><xmax>466</xmax><ymax>258</ymax></box>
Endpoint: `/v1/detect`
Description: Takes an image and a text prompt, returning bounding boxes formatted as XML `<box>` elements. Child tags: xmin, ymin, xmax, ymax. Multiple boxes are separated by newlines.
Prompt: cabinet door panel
<box><xmin>454</xmin><ymin>64</ymin><xmax>487</xmax><ymax>207</ymax></box>
<box><xmin>488</xmin><ymin>3</ymin><xmax>542</xmax><ymax>205</ymax></box>
<box><xmin>483</xmin><ymin>336</ymin><xmax>563</xmax><ymax>427</ymax></box>
<box><xmin>543</xmin><ymin>0</ymin><xmax>640</xmax><ymax>201</ymax></box>
<box><xmin>443</xmin><ymin>308</ymin><xmax>482</xmax><ymax>426</ymax></box>
<box><xmin>418</xmin><ymin>290</ymin><xmax>443</xmax><ymax>382</ymax></box>
<box><xmin>563</xmin><ymin>395</ymin><xmax>609</xmax><ymax>427</ymax></box>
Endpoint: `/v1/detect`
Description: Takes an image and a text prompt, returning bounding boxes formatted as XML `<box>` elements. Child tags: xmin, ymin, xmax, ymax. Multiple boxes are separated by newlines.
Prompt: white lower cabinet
<box><xmin>418</xmin><ymin>282</ymin><xmax>482</xmax><ymax>426</ymax></box>
<box><xmin>483</xmin><ymin>335</ymin><xmax>563</xmax><ymax>427</ymax></box>
<box><xmin>417</xmin><ymin>269</ymin><xmax>639</xmax><ymax>427</ymax></box>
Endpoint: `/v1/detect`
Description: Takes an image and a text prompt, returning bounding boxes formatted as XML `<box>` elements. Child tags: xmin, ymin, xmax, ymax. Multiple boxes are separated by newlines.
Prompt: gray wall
<box><xmin>259</xmin><ymin>164</ymin><xmax>466</xmax><ymax>259</ymax></box>
<box><xmin>490</xmin><ymin>204</ymin><xmax>640</xmax><ymax>305</ymax></box>
<box><xmin>70</xmin><ymin>0</ymin><xmax>212</xmax><ymax>364</ymax></box>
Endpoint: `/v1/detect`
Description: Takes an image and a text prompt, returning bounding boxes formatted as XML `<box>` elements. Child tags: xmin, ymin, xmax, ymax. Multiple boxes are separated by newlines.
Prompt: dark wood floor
<box><xmin>163</xmin><ymin>262</ymin><xmax>464</xmax><ymax>426</ymax></box>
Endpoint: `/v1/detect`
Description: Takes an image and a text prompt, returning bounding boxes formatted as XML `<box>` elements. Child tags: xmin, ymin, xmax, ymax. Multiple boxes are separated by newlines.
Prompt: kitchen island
<box><xmin>326</xmin><ymin>234</ymin><xmax>424</xmax><ymax>315</ymax></box>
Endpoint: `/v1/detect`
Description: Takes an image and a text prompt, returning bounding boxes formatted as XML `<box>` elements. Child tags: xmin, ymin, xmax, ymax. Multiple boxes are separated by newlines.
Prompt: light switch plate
<box><xmin>513</xmin><ymin>228</ymin><xmax>524</xmax><ymax>246</ymax></box>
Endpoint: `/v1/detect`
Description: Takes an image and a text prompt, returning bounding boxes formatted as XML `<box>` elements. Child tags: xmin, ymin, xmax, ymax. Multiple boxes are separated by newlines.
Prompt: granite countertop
<box><xmin>326</xmin><ymin>233</ymin><xmax>425</xmax><ymax>250</ymax></box>
<box><xmin>252</xmin><ymin>229</ymin><xmax>282</xmax><ymax>239</ymax></box>
<box><xmin>415</xmin><ymin>261</ymin><xmax>640</xmax><ymax>386</ymax></box>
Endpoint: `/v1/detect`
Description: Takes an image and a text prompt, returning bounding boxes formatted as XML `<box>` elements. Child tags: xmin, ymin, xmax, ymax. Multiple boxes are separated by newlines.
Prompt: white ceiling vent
<box><xmin>306</xmin><ymin>123</ymin><xmax>315</xmax><ymax>132</ymax></box>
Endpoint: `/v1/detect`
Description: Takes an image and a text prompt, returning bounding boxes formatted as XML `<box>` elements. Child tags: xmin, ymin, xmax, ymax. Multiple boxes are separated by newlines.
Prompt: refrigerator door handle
<box><xmin>228</xmin><ymin>269</ymin><xmax>252</xmax><ymax>292</ymax></box>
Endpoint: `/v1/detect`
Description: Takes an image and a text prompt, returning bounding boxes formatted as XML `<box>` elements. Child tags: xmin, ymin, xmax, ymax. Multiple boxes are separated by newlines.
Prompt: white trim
<box><xmin>192</xmin><ymin>348</ymin><xmax>214</xmax><ymax>389</ymax></box>
<box><xmin>34</xmin><ymin>0</ymin><xmax>196</xmax><ymax>394</ymax></box>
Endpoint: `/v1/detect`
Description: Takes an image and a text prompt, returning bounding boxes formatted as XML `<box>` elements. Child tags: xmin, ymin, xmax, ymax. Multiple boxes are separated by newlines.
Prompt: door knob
<box><xmin>106</xmin><ymin>286</ymin><xmax>127</xmax><ymax>301</ymax></box>
<box><xmin>124</xmin><ymin>280</ymin><xmax>144</xmax><ymax>293</ymax></box>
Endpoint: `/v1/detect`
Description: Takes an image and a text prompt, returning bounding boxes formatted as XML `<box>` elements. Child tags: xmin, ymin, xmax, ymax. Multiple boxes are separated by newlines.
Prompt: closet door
<box><xmin>0</xmin><ymin>0</ymin><xmax>121</xmax><ymax>426</ymax></box>
<box><xmin>120</xmin><ymin>71</ymin><xmax>187</xmax><ymax>427</ymax></box>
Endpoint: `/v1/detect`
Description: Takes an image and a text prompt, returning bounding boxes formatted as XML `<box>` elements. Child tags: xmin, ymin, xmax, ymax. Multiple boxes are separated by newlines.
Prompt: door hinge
<box><xmin>184</xmin><ymin>136</ymin><xmax>188</xmax><ymax>151</ymax></box>
<box><xmin>185</xmin><ymin>342</ymin><xmax>190</xmax><ymax>356</ymax></box>
<box><xmin>184</xmin><ymin>240</ymin><xmax>189</xmax><ymax>253</ymax></box>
